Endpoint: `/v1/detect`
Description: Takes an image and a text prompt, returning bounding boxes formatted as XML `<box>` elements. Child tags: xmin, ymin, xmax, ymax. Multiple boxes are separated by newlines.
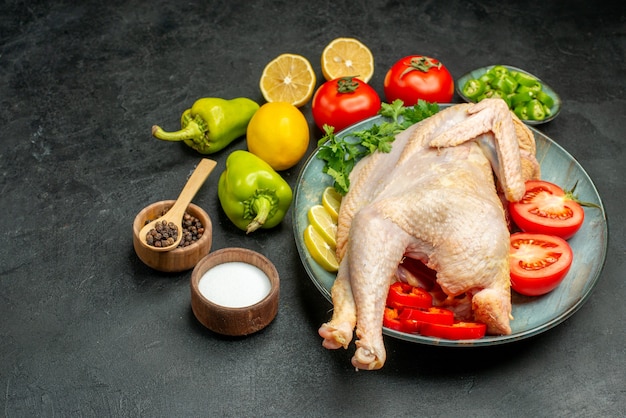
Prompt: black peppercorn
<box><xmin>144</xmin><ymin>209</ymin><xmax>204</xmax><ymax>248</ymax></box>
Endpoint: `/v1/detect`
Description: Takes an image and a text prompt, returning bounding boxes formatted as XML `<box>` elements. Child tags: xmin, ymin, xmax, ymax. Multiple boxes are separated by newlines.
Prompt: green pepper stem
<box><xmin>246</xmin><ymin>195</ymin><xmax>273</xmax><ymax>234</ymax></box>
<box><xmin>151</xmin><ymin>120</ymin><xmax>203</xmax><ymax>142</ymax></box>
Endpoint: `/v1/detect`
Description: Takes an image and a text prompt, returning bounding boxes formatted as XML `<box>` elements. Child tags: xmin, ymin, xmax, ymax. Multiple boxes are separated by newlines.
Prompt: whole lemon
<box><xmin>246</xmin><ymin>102</ymin><xmax>310</xmax><ymax>171</ymax></box>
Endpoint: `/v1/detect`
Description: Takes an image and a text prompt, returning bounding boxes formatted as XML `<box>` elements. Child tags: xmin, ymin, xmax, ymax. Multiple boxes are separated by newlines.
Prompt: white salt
<box><xmin>198</xmin><ymin>262</ymin><xmax>271</xmax><ymax>308</ymax></box>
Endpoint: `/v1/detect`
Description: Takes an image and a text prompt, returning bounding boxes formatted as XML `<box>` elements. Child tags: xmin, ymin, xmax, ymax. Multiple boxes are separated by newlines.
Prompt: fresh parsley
<box><xmin>316</xmin><ymin>99</ymin><xmax>439</xmax><ymax>195</ymax></box>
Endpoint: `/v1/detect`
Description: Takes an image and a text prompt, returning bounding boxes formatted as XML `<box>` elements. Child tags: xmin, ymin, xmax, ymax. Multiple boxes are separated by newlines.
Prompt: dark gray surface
<box><xmin>1</xmin><ymin>1</ymin><xmax>624</xmax><ymax>417</ymax></box>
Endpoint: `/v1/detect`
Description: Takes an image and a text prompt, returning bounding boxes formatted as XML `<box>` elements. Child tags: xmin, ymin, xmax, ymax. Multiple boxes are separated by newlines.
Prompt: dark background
<box><xmin>1</xmin><ymin>1</ymin><xmax>624</xmax><ymax>416</ymax></box>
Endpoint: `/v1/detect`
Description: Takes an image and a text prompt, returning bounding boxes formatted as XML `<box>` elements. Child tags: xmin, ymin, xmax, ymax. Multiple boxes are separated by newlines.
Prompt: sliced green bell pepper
<box><xmin>513</xmin><ymin>71</ymin><xmax>540</xmax><ymax>87</ymax></box>
<box><xmin>510</xmin><ymin>91</ymin><xmax>535</xmax><ymax>107</ymax></box>
<box><xmin>462</xmin><ymin>78</ymin><xmax>487</xmax><ymax>100</ymax></box>
<box><xmin>516</xmin><ymin>84</ymin><xmax>542</xmax><ymax>96</ymax></box>
<box><xmin>479</xmin><ymin>73</ymin><xmax>494</xmax><ymax>85</ymax></box>
<box><xmin>478</xmin><ymin>89</ymin><xmax>511</xmax><ymax>107</ymax></box>
<box><xmin>492</xmin><ymin>74</ymin><xmax>519</xmax><ymax>94</ymax></box>
<box><xmin>152</xmin><ymin>97</ymin><xmax>259</xmax><ymax>154</ymax></box>
<box><xmin>489</xmin><ymin>65</ymin><xmax>509</xmax><ymax>78</ymax></box>
<box><xmin>514</xmin><ymin>104</ymin><xmax>530</xmax><ymax>120</ymax></box>
<box><xmin>535</xmin><ymin>90</ymin><xmax>555</xmax><ymax>109</ymax></box>
<box><xmin>218</xmin><ymin>150</ymin><xmax>293</xmax><ymax>234</ymax></box>
<box><xmin>463</xmin><ymin>65</ymin><xmax>556</xmax><ymax>121</ymax></box>
<box><xmin>525</xmin><ymin>99</ymin><xmax>546</xmax><ymax>121</ymax></box>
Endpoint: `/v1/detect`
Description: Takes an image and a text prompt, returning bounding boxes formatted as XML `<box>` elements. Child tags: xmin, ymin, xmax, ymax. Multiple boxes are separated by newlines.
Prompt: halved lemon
<box><xmin>259</xmin><ymin>53</ymin><xmax>316</xmax><ymax>107</ymax></box>
<box><xmin>321</xmin><ymin>186</ymin><xmax>342</xmax><ymax>222</ymax></box>
<box><xmin>307</xmin><ymin>204</ymin><xmax>337</xmax><ymax>249</ymax></box>
<box><xmin>303</xmin><ymin>224</ymin><xmax>339</xmax><ymax>272</ymax></box>
<box><xmin>321</xmin><ymin>37</ymin><xmax>374</xmax><ymax>83</ymax></box>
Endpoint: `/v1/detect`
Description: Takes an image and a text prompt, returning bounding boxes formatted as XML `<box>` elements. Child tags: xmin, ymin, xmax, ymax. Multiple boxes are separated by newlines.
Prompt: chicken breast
<box><xmin>318</xmin><ymin>99</ymin><xmax>540</xmax><ymax>370</ymax></box>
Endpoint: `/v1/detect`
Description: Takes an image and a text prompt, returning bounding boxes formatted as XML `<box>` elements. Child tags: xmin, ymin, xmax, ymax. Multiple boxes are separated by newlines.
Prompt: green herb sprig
<box><xmin>316</xmin><ymin>99</ymin><xmax>439</xmax><ymax>195</ymax></box>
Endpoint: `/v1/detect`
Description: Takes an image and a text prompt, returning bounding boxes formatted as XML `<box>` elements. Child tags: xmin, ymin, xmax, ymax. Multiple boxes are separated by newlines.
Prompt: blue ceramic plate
<box><xmin>456</xmin><ymin>65</ymin><xmax>561</xmax><ymax>125</ymax></box>
<box><xmin>293</xmin><ymin>113</ymin><xmax>607</xmax><ymax>347</ymax></box>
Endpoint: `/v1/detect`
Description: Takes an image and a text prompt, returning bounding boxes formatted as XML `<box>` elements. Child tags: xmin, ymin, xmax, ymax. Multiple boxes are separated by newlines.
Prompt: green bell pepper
<box><xmin>218</xmin><ymin>150</ymin><xmax>293</xmax><ymax>234</ymax></box>
<box><xmin>152</xmin><ymin>97</ymin><xmax>259</xmax><ymax>154</ymax></box>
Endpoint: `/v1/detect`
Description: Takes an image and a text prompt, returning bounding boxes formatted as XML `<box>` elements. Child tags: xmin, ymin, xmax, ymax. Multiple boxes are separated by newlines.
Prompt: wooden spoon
<box><xmin>139</xmin><ymin>158</ymin><xmax>217</xmax><ymax>252</ymax></box>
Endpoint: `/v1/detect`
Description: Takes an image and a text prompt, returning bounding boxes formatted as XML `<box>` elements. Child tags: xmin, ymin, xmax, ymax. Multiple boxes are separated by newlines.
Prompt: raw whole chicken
<box><xmin>318</xmin><ymin>99</ymin><xmax>540</xmax><ymax>370</ymax></box>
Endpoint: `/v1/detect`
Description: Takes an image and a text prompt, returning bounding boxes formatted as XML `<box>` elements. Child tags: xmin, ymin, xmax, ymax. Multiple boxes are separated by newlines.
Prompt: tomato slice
<box><xmin>386</xmin><ymin>282</ymin><xmax>433</xmax><ymax>309</ymax></box>
<box><xmin>399</xmin><ymin>307</ymin><xmax>455</xmax><ymax>333</ymax></box>
<box><xmin>383</xmin><ymin>307</ymin><xmax>404</xmax><ymax>332</ymax></box>
<box><xmin>420</xmin><ymin>321</ymin><xmax>487</xmax><ymax>340</ymax></box>
<box><xmin>509</xmin><ymin>232</ymin><xmax>573</xmax><ymax>296</ymax></box>
<box><xmin>509</xmin><ymin>180</ymin><xmax>585</xmax><ymax>240</ymax></box>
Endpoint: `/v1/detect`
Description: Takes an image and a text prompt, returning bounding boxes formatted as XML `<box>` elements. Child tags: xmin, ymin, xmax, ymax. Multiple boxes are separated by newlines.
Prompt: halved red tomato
<box><xmin>509</xmin><ymin>232</ymin><xmax>573</xmax><ymax>296</ymax></box>
<box><xmin>420</xmin><ymin>321</ymin><xmax>487</xmax><ymax>340</ymax></box>
<box><xmin>509</xmin><ymin>180</ymin><xmax>585</xmax><ymax>240</ymax></box>
<box><xmin>386</xmin><ymin>282</ymin><xmax>433</xmax><ymax>309</ymax></box>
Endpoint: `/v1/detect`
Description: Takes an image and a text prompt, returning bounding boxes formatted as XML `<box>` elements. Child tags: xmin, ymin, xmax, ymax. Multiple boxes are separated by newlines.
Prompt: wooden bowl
<box><xmin>133</xmin><ymin>200</ymin><xmax>212</xmax><ymax>272</ymax></box>
<box><xmin>190</xmin><ymin>248</ymin><xmax>280</xmax><ymax>336</ymax></box>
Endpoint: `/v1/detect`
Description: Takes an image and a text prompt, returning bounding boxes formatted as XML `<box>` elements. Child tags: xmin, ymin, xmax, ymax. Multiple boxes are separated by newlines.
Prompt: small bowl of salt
<box><xmin>190</xmin><ymin>247</ymin><xmax>280</xmax><ymax>336</ymax></box>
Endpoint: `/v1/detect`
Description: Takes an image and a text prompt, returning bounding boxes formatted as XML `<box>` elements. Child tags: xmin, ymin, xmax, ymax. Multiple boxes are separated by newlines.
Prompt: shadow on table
<box><xmin>380</xmin><ymin>333</ymin><xmax>546</xmax><ymax>378</ymax></box>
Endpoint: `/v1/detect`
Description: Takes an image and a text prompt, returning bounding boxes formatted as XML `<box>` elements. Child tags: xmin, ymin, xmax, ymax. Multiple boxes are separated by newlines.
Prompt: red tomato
<box><xmin>509</xmin><ymin>180</ymin><xmax>585</xmax><ymax>240</ymax></box>
<box><xmin>311</xmin><ymin>76</ymin><xmax>381</xmax><ymax>132</ymax></box>
<box><xmin>399</xmin><ymin>307</ymin><xmax>455</xmax><ymax>333</ymax></box>
<box><xmin>509</xmin><ymin>232</ymin><xmax>573</xmax><ymax>296</ymax></box>
<box><xmin>383</xmin><ymin>55</ymin><xmax>454</xmax><ymax>105</ymax></box>
<box><xmin>386</xmin><ymin>282</ymin><xmax>433</xmax><ymax>310</ymax></box>
<box><xmin>383</xmin><ymin>307</ymin><xmax>403</xmax><ymax>332</ymax></box>
<box><xmin>420</xmin><ymin>321</ymin><xmax>487</xmax><ymax>340</ymax></box>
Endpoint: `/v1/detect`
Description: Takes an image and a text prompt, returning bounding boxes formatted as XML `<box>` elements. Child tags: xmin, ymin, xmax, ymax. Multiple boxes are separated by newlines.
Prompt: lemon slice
<box><xmin>303</xmin><ymin>224</ymin><xmax>339</xmax><ymax>272</ymax></box>
<box><xmin>307</xmin><ymin>205</ymin><xmax>337</xmax><ymax>249</ymax></box>
<box><xmin>259</xmin><ymin>53</ymin><xmax>317</xmax><ymax>107</ymax></box>
<box><xmin>321</xmin><ymin>37</ymin><xmax>374</xmax><ymax>83</ymax></box>
<box><xmin>321</xmin><ymin>186</ymin><xmax>342</xmax><ymax>222</ymax></box>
